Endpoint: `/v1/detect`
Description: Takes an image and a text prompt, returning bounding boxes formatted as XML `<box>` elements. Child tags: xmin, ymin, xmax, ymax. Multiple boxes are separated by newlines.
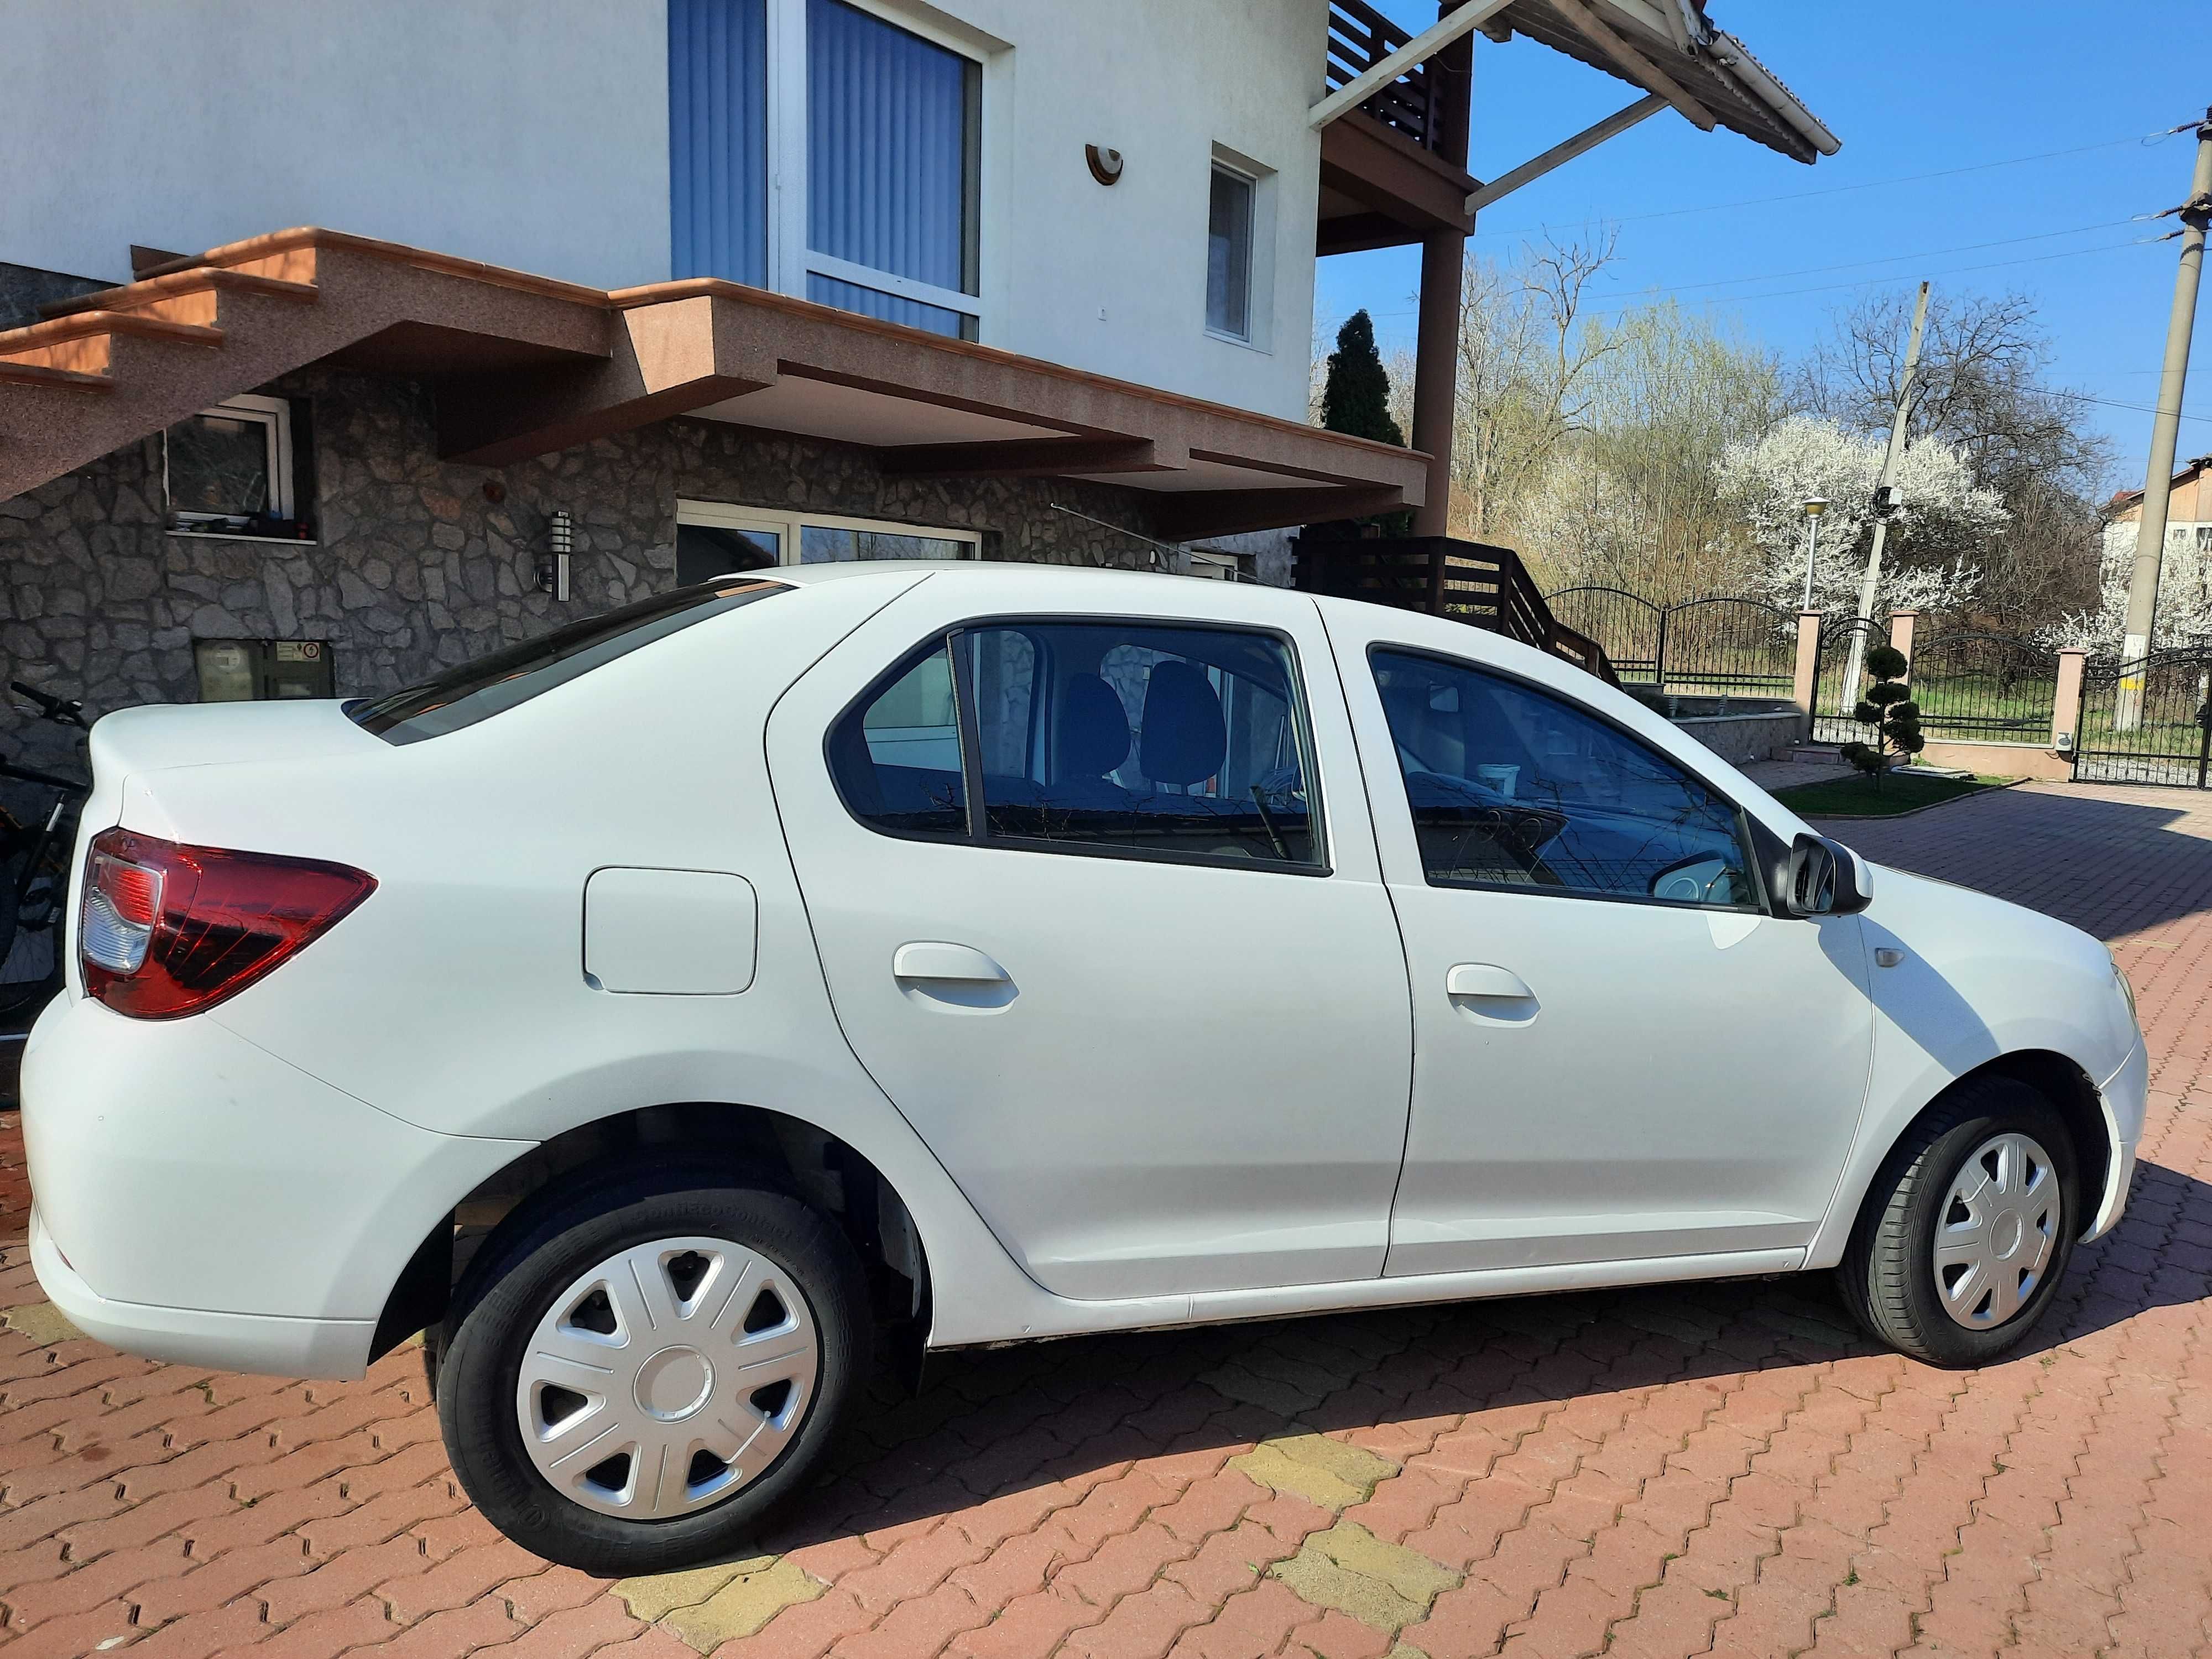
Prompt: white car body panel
<box><xmin>23</xmin><ymin>563</ymin><xmax>2143</xmax><ymax>1380</ymax></box>
<box><xmin>1317</xmin><ymin>602</ymin><xmax>1879</xmax><ymax>1276</ymax></box>
<box><xmin>765</xmin><ymin>570</ymin><xmax>1414</xmax><ymax>1301</ymax></box>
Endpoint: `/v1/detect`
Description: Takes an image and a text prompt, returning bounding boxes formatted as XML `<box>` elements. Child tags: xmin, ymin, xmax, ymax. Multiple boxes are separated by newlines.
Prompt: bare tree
<box><xmin>1448</xmin><ymin>232</ymin><xmax>1620</xmax><ymax>542</ymax></box>
<box><xmin>1796</xmin><ymin>289</ymin><xmax>2112</xmax><ymax>629</ymax></box>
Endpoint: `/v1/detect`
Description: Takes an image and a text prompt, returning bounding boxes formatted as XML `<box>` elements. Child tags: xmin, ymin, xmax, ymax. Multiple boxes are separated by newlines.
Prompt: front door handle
<box><xmin>1446</xmin><ymin>962</ymin><xmax>1533</xmax><ymax>1000</ymax></box>
<box><xmin>894</xmin><ymin>942</ymin><xmax>1010</xmax><ymax>984</ymax></box>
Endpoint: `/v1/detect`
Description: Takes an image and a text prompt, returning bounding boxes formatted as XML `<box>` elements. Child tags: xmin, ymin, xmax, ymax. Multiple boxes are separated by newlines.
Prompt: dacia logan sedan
<box><xmin>29</xmin><ymin>562</ymin><xmax>2145</xmax><ymax>1572</ymax></box>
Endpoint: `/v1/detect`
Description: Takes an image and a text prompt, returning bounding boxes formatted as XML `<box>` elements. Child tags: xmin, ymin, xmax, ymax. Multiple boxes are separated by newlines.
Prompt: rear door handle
<box><xmin>1446</xmin><ymin>962</ymin><xmax>1533</xmax><ymax>1000</ymax></box>
<box><xmin>894</xmin><ymin>942</ymin><xmax>1010</xmax><ymax>984</ymax></box>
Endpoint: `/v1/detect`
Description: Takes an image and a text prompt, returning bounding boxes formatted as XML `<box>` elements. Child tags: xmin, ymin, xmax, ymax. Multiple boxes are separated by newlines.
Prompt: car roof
<box><xmin>742</xmin><ymin>558</ymin><xmax>1315</xmax><ymax>610</ymax></box>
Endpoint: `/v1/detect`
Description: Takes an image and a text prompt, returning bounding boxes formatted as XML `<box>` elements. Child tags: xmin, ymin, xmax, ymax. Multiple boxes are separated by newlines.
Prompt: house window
<box><xmin>164</xmin><ymin>394</ymin><xmax>311</xmax><ymax>539</ymax></box>
<box><xmin>1206</xmin><ymin>164</ymin><xmax>1255</xmax><ymax>342</ymax></box>
<box><xmin>675</xmin><ymin>501</ymin><xmax>979</xmax><ymax>584</ymax></box>
<box><xmin>805</xmin><ymin>0</ymin><xmax>980</xmax><ymax>339</ymax></box>
<box><xmin>669</xmin><ymin>0</ymin><xmax>985</xmax><ymax>341</ymax></box>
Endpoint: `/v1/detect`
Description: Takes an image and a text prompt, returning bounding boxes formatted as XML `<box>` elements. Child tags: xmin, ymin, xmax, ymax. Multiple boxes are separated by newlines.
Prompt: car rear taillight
<box><xmin>80</xmin><ymin>828</ymin><xmax>376</xmax><ymax>1019</ymax></box>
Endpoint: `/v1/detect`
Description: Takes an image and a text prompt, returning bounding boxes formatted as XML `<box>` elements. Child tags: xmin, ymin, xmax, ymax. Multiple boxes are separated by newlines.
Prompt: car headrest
<box><xmin>1057</xmin><ymin>672</ymin><xmax>1130</xmax><ymax>779</ymax></box>
<box><xmin>1140</xmin><ymin>660</ymin><xmax>1227</xmax><ymax>787</ymax></box>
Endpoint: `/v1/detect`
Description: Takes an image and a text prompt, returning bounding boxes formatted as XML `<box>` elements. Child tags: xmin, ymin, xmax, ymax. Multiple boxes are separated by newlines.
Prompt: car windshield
<box><xmin>350</xmin><ymin>577</ymin><xmax>789</xmax><ymax>744</ymax></box>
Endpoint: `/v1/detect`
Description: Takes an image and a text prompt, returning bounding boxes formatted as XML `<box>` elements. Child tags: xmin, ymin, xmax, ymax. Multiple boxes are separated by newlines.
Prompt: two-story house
<box><xmin>0</xmin><ymin>0</ymin><xmax>1833</xmax><ymax>739</ymax></box>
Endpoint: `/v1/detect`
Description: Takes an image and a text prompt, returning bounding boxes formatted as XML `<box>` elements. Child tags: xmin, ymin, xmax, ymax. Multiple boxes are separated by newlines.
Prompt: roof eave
<box><xmin>1705</xmin><ymin>30</ymin><xmax>1841</xmax><ymax>159</ymax></box>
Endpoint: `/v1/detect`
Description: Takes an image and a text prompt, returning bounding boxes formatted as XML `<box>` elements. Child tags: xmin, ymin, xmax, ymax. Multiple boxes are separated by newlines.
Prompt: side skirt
<box><xmin>928</xmin><ymin>1246</ymin><xmax>1807</xmax><ymax>1352</ymax></box>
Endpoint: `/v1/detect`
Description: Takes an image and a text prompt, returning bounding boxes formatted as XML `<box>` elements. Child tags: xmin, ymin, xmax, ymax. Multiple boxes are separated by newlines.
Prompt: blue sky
<box><xmin>1318</xmin><ymin>1</ymin><xmax>2212</xmax><ymax>491</ymax></box>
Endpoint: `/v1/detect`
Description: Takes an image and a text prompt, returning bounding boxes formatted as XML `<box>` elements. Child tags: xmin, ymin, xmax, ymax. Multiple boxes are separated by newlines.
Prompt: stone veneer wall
<box><xmin>0</xmin><ymin>366</ymin><xmax>1165</xmax><ymax>783</ymax></box>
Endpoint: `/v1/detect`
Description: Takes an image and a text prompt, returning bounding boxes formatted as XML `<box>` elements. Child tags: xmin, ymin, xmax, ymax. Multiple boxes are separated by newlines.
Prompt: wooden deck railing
<box><xmin>1292</xmin><ymin>535</ymin><xmax>1621</xmax><ymax>685</ymax></box>
<box><xmin>1326</xmin><ymin>0</ymin><xmax>1450</xmax><ymax>154</ymax></box>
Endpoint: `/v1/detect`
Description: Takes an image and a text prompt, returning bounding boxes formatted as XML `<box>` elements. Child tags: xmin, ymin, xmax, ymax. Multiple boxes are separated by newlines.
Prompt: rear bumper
<box><xmin>2085</xmin><ymin>1037</ymin><xmax>2146</xmax><ymax>1243</ymax></box>
<box><xmin>31</xmin><ymin>1208</ymin><xmax>375</xmax><ymax>1377</ymax></box>
<box><xmin>22</xmin><ymin>992</ymin><xmax>531</xmax><ymax>1379</ymax></box>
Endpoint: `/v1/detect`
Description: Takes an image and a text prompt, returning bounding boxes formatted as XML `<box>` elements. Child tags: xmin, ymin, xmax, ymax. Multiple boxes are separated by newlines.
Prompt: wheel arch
<box><xmin>371</xmin><ymin>1100</ymin><xmax>934</xmax><ymax>1376</ymax></box>
<box><xmin>1813</xmin><ymin>1047</ymin><xmax>2110</xmax><ymax>1272</ymax></box>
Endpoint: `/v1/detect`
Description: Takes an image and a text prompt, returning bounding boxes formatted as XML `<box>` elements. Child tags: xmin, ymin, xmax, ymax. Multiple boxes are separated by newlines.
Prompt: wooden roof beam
<box><xmin>1465</xmin><ymin>92</ymin><xmax>1666</xmax><ymax>215</ymax></box>
<box><xmin>1542</xmin><ymin>0</ymin><xmax>1716</xmax><ymax>132</ymax></box>
<box><xmin>1310</xmin><ymin>0</ymin><xmax>1511</xmax><ymax>130</ymax></box>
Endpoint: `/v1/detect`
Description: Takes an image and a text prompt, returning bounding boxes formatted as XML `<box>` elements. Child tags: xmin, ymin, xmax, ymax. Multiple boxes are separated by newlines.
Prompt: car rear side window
<box><xmin>351</xmin><ymin>578</ymin><xmax>788</xmax><ymax>743</ymax></box>
<box><xmin>1370</xmin><ymin>648</ymin><xmax>1754</xmax><ymax>908</ymax></box>
<box><xmin>827</xmin><ymin>620</ymin><xmax>1324</xmax><ymax>872</ymax></box>
<box><xmin>826</xmin><ymin>637</ymin><xmax>968</xmax><ymax>836</ymax></box>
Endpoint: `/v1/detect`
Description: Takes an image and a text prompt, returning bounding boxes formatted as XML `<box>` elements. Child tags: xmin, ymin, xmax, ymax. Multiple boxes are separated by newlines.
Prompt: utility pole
<box><xmin>1840</xmin><ymin>281</ymin><xmax>1931</xmax><ymax>711</ymax></box>
<box><xmin>2116</xmin><ymin>107</ymin><xmax>2212</xmax><ymax>731</ymax></box>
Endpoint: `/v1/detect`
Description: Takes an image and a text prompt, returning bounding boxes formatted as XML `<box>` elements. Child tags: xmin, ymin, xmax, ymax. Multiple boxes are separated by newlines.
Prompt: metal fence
<box><xmin>1809</xmin><ymin>617</ymin><xmax>1880</xmax><ymax>744</ymax></box>
<box><xmin>2074</xmin><ymin>649</ymin><xmax>2212</xmax><ymax>787</ymax></box>
<box><xmin>1904</xmin><ymin>631</ymin><xmax>2062</xmax><ymax>744</ymax></box>
<box><xmin>1543</xmin><ymin>587</ymin><xmax>1797</xmax><ymax>697</ymax></box>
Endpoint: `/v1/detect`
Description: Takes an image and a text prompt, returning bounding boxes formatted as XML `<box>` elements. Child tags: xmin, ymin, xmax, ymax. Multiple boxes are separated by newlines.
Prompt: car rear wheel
<box><xmin>435</xmin><ymin>1170</ymin><xmax>870</xmax><ymax>1574</ymax></box>
<box><xmin>1836</xmin><ymin>1075</ymin><xmax>2079</xmax><ymax>1366</ymax></box>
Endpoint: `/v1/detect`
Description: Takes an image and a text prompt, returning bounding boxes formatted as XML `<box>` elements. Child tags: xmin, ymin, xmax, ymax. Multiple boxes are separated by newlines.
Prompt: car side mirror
<box><xmin>1783</xmin><ymin>833</ymin><xmax>1871</xmax><ymax>918</ymax></box>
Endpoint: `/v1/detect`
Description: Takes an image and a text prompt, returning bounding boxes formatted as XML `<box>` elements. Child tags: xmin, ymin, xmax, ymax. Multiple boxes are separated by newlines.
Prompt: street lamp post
<box><xmin>1799</xmin><ymin>496</ymin><xmax>1830</xmax><ymax>613</ymax></box>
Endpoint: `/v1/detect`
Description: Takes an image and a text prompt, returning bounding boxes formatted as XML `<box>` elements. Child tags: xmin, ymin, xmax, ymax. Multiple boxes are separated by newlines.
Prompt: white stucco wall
<box><xmin>2</xmin><ymin>0</ymin><xmax>1327</xmax><ymax>421</ymax></box>
<box><xmin>953</xmin><ymin>0</ymin><xmax>1329</xmax><ymax>421</ymax></box>
<box><xmin>2</xmin><ymin>1</ymin><xmax>671</xmax><ymax>292</ymax></box>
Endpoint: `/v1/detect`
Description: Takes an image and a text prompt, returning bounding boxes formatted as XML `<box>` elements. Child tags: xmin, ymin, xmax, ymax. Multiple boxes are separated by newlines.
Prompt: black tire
<box><xmin>1835</xmin><ymin>1075</ymin><xmax>2079</xmax><ymax>1366</ymax></box>
<box><xmin>435</xmin><ymin>1167</ymin><xmax>872</xmax><ymax>1574</ymax></box>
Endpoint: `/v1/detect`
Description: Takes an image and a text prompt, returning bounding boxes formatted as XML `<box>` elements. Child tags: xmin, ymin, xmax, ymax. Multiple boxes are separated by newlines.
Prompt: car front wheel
<box><xmin>1837</xmin><ymin>1075</ymin><xmax>2079</xmax><ymax>1366</ymax></box>
<box><xmin>435</xmin><ymin>1170</ymin><xmax>870</xmax><ymax>1574</ymax></box>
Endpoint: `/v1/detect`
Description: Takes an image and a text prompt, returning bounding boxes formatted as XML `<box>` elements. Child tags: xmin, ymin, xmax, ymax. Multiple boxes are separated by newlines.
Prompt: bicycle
<box><xmin>0</xmin><ymin>681</ymin><xmax>90</xmax><ymax>1016</ymax></box>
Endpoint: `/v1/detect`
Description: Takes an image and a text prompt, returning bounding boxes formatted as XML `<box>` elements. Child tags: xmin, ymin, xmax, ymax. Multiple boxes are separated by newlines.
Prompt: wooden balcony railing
<box><xmin>1292</xmin><ymin>535</ymin><xmax>1621</xmax><ymax>685</ymax></box>
<box><xmin>1326</xmin><ymin>0</ymin><xmax>1452</xmax><ymax>154</ymax></box>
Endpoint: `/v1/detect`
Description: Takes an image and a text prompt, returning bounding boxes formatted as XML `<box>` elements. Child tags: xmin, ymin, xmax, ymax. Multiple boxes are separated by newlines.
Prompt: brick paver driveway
<box><xmin>3</xmin><ymin>779</ymin><xmax>2210</xmax><ymax>1659</ymax></box>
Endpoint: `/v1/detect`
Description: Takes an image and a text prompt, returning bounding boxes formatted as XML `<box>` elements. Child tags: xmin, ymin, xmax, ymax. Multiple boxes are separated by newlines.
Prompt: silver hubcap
<box><xmin>1933</xmin><ymin>1132</ymin><xmax>2061</xmax><ymax>1329</ymax></box>
<box><xmin>514</xmin><ymin>1236</ymin><xmax>820</xmax><ymax>1520</ymax></box>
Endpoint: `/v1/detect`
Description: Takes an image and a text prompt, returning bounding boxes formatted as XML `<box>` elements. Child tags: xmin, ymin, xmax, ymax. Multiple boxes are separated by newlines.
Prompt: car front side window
<box><xmin>1370</xmin><ymin>648</ymin><xmax>1754</xmax><ymax>909</ymax></box>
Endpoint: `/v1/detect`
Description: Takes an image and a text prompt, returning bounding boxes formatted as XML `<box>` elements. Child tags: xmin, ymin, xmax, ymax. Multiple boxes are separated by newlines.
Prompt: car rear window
<box><xmin>350</xmin><ymin>577</ymin><xmax>789</xmax><ymax>744</ymax></box>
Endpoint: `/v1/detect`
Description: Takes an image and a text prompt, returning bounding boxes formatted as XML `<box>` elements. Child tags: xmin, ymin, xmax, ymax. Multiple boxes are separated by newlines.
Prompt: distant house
<box><xmin>2106</xmin><ymin>453</ymin><xmax>2212</xmax><ymax>562</ymax></box>
<box><xmin>0</xmin><ymin>0</ymin><xmax>1832</xmax><ymax>735</ymax></box>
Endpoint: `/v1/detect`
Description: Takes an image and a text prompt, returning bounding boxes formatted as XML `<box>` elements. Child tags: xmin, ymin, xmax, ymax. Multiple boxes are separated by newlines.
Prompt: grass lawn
<box><xmin>1771</xmin><ymin>769</ymin><xmax>2011</xmax><ymax>817</ymax></box>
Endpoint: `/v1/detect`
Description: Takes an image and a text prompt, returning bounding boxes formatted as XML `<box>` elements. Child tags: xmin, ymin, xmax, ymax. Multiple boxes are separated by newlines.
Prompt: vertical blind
<box><xmin>669</xmin><ymin>0</ymin><xmax>770</xmax><ymax>287</ymax></box>
<box><xmin>806</xmin><ymin>0</ymin><xmax>975</xmax><ymax>299</ymax></box>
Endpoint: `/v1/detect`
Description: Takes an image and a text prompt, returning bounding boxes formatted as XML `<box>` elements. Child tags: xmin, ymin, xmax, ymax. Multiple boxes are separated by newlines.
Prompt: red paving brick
<box><xmin>0</xmin><ymin>778</ymin><xmax>2209</xmax><ymax>1656</ymax></box>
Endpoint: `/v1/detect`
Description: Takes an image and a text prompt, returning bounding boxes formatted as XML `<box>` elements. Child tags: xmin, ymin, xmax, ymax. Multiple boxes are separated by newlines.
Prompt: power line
<box><xmin>1580</xmin><ymin>238</ymin><xmax>2152</xmax><ymax>315</ymax></box>
<box><xmin>1472</xmin><ymin>128</ymin><xmax>2184</xmax><ymax>240</ymax></box>
<box><xmin>1350</xmin><ymin>218</ymin><xmax>2153</xmax><ymax>323</ymax></box>
<box><xmin>1588</xmin><ymin>218</ymin><xmax>2142</xmax><ymax>299</ymax></box>
<box><xmin>1337</xmin><ymin>236</ymin><xmax>2155</xmax><ymax>331</ymax></box>
<box><xmin>2075</xmin><ymin>394</ymin><xmax>2212</xmax><ymax>428</ymax></box>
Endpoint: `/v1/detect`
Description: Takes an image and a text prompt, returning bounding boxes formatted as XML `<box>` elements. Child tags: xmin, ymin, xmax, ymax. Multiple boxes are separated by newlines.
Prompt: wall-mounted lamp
<box><xmin>1085</xmin><ymin>144</ymin><xmax>1124</xmax><ymax>186</ymax></box>
<box><xmin>539</xmin><ymin>509</ymin><xmax>573</xmax><ymax>601</ymax></box>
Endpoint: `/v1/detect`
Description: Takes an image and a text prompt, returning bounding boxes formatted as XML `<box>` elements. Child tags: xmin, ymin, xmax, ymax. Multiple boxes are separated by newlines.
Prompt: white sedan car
<box><xmin>29</xmin><ymin>562</ymin><xmax>2143</xmax><ymax>1572</ymax></box>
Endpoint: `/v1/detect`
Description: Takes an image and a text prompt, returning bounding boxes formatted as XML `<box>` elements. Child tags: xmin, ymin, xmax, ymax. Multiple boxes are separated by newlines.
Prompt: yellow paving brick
<box><xmin>659</xmin><ymin>1557</ymin><xmax>826</xmax><ymax>1650</ymax></box>
<box><xmin>611</xmin><ymin>1554</ymin><xmax>775</xmax><ymax>1621</ymax></box>
<box><xmin>1231</xmin><ymin>1433</ymin><xmax>1400</xmax><ymax>1509</ymax></box>
<box><xmin>1</xmin><ymin>1300</ymin><xmax>81</xmax><ymax>1348</ymax></box>
<box><xmin>1270</xmin><ymin>1521</ymin><xmax>1461</xmax><ymax>1632</ymax></box>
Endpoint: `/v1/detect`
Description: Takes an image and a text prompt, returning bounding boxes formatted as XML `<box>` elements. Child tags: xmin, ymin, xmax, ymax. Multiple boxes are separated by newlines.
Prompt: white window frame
<box><xmin>677</xmin><ymin>500</ymin><xmax>981</xmax><ymax>568</ymax></box>
<box><xmin>1204</xmin><ymin>145</ymin><xmax>1276</xmax><ymax>355</ymax></box>
<box><xmin>164</xmin><ymin>393</ymin><xmax>295</xmax><ymax>528</ymax></box>
<box><xmin>762</xmin><ymin>0</ymin><xmax>988</xmax><ymax>337</ymax></box>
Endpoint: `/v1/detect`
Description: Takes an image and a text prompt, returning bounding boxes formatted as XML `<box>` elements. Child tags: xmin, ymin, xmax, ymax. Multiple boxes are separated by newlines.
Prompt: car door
<box><xmin>1326</xmin><ymin>609</ymin><xmax>1875</xmax><ymax>1277</ymax></box>
<box><xmin>766</xmin><ymin>573</ymin><xmax>1413</xmax><ymax>1302</ymax></box>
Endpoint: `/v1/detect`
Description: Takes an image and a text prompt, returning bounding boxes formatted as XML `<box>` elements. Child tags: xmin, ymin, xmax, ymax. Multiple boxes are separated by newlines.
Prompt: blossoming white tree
<box><xmin>1713</xmin><ymin>416</ymin><xmax>2006</xmax><ymax>615</ymax></box>
<box><xmin>2042</xmin><ymin>520</ymin><xmax>2212</xmax><ymax>654</ymax></box>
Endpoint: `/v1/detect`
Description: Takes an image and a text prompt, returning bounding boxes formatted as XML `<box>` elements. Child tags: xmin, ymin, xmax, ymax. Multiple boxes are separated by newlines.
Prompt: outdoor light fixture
<box><xmin>1799</xmin><ymin>495</ymin><xmax>1829</xmax><ymax>611</ymax></box>
<box><xmin>539</xmin><ymin>509</ymin><xmax>573</xmax><ymax>601</ymax></box>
